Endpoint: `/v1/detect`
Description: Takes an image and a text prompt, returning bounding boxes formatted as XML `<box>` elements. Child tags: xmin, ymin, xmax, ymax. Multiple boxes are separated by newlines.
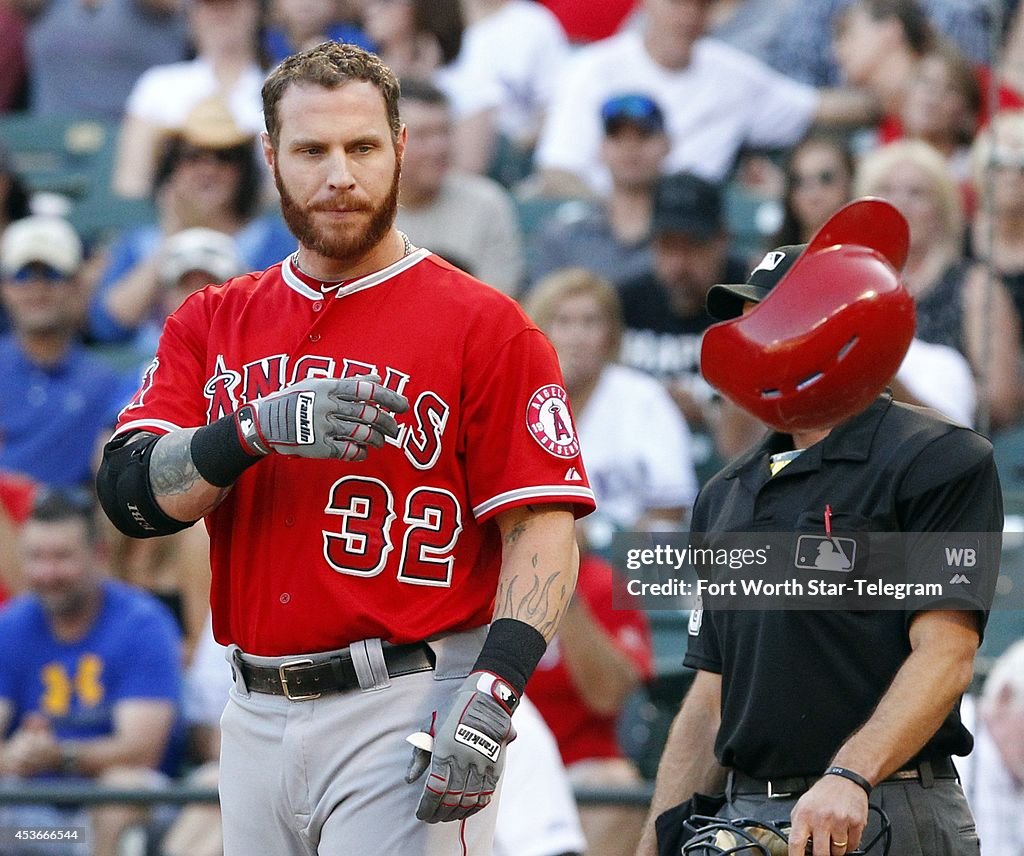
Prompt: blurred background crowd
<box><xmin>1</xmin><ymin>0</ymin><xmax>1024</xmax><ymax>854</ymax></box>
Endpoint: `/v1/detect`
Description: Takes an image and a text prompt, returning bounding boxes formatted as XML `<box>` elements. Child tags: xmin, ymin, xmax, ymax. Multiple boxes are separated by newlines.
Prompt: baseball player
<box><xmin>96</xmin><ymin>42</ymin><xmax>595</xmax><ymax>856</ymax></box>
<box><xmin>637</xmin><ymin>199</ymin><xmax>1002</xmax><ymax>856</ymax></box>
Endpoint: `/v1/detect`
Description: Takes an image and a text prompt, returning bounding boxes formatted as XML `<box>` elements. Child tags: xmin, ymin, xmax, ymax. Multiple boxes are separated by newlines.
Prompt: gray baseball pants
<box><xmin>219</xmin><ymin>629</ymin><xmax>498</xmax><ymax>856</ymax></box>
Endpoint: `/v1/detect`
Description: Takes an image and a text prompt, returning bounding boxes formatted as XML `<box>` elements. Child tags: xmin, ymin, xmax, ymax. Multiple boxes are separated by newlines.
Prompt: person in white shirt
<box><xmin>457</xmin><ymin>0</ymin><xmax>570</xmax><ymax>153</ymax></box>
<box><xmin>535</xmin><ymin>0</ymin><xmax>874</xmax><ymax>198</ymax></box>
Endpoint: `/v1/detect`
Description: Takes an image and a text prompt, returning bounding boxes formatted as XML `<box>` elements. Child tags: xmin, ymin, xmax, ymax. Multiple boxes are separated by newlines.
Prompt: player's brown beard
<box><xmin>275</xmin><ymin>159</ymin><xmax>402</xmax><ymax>267</ymax></box>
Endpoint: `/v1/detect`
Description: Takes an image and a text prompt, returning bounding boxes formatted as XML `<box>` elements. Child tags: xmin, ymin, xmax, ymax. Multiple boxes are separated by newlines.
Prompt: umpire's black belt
<box><xmin>727</xmin><ymin>756</ymin><xmax>957</xmax><ymax>799</ymax></box>
<box><xmin>235</xmin><ymin>642</ymin><xmax>435</xmax><ymax>700</ymax></box>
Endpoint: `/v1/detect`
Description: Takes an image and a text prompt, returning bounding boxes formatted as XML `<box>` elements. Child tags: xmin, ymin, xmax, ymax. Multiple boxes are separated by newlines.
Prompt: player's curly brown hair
<box><xmin>262</xmin><ymin>42</ymin><xmax>402</xmax><ymax>148</ymax></box>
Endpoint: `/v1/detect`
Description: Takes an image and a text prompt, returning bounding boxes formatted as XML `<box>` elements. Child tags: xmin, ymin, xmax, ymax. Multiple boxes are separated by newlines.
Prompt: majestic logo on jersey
<box><xmin>526</xmin><ymin>385</ymin><xmax>580</xmax><ymax>459</ymax></box>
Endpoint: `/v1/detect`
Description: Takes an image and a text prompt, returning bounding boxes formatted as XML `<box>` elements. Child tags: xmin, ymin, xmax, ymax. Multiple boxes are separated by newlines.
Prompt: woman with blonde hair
<box><xmin>856</xmin><ymin>139</ymin><xmax>1022</xmax><ymax>428</ymax></box>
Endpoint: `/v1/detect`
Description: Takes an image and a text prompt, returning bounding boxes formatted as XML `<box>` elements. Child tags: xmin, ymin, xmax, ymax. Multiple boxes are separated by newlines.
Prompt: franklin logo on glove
<box><xmin>296</xmin><ymin>390</ymin><xmax>315</xmax><ymax>444</ymax></box>
<box><xmin>455</xmin><ymin>725</ymin><xmax>501</xmax><ymax>762</ymax></box>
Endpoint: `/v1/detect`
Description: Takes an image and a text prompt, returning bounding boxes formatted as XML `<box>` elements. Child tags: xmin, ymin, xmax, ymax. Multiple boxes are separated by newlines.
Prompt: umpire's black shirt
<box><xmin>684</xmin><ymin>394</ymin><xmax>1003</xmax><ymax>779</ymax></box>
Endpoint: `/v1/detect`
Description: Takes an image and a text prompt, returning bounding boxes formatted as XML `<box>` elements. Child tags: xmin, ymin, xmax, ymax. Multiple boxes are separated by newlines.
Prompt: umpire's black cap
<box><xmin>705</xmin><ymin>244</ymin><xmax>805</xmax><ymax>321</ymax></box>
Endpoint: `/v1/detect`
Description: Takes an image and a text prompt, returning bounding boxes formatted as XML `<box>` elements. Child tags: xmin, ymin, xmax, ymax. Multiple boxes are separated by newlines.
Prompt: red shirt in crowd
<box><xmin>538</xmin><ymin>0</ymin><xmax>636</xmax><ymax>43</ymax></box>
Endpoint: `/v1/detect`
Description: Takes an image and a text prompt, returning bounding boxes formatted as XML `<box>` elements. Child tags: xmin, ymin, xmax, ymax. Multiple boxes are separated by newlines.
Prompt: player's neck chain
<box><xmin>290</xmin><ymin>252</ymin><xmax>344</xmax><ymax>290</ymax></box>
<box><xmin>291</xmin><ymin>232</ymin><xmax>417</xmax><ymax>293</ymax></box>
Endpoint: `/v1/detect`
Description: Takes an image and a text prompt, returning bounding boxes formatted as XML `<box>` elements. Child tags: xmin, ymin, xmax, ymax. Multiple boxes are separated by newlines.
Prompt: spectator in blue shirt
<box><xmin>0</xmin><ymin>216</ymin><xmax>135</xmax><ymax>488</ymax></box>
<box><xmin>0</xmin><ymin>487</ymin><xmax>183</xmax><ymax>856</ymax></box>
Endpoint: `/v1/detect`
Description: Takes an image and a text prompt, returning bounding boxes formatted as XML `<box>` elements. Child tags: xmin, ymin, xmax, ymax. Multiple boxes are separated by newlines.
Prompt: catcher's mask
<box><xmin>700</xmin><ymin>198</ymin><xmax>915</xmax><ymax>432</ymax></box>
<box><xmin>681</xmin><ymin>805</ymin><xmax>892</xmax><ymax>856</ymax></box>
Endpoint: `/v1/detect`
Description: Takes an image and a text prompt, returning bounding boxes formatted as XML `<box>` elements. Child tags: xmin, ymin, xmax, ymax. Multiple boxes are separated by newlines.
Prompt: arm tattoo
<box><xmin>495</xmin><ymin>569</ymin><xmax>568</xmax><ymax>640</ymax></box>
<box><xmin>504</xmin><ymin>523</ymin><xmax>527</xmax><ymax>546</ymax></box>
<box><xmin>149</xmin><ymin>429</ymin><xmax>204</xmax><ymax>498</ymax></box>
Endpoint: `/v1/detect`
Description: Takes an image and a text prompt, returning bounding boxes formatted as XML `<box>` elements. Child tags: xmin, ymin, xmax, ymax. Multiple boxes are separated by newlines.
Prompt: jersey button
<box><xmin>280</xmin><ymin>593</ymin><xmax>291</xmax><ymax>604</ymax></box>
<box><xmin>312</xmin><ymin>301</ymin><xmax>323</xmax><ymax>312</ymax></box>
<box><xmin>285</xmin><ymin>517</ymin><xmax>295</xmax><ymax>527</ymax></box>
<box><xmin>309</xmin><ymin>333</ymin><xmax>321</xmax><ymax>342</ymax></box>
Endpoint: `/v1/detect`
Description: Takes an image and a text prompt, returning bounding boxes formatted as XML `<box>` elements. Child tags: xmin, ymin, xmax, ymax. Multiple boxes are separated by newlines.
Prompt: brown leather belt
<box><xmin>728</xmin><ymin>757</ymin><xmax>958</xmax><ymax>799</ymax></box>
<box><xmin>235</xmin><ymin>642</ymin><xmax>435</xmax><ymax>701</ymax></box>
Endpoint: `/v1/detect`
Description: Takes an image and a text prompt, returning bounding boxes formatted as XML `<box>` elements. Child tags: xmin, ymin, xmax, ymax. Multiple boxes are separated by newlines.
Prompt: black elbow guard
<box><xmin>96</xmin><ymin>433</ymin><xmax>195</xmax><ymax>539</ymax></box>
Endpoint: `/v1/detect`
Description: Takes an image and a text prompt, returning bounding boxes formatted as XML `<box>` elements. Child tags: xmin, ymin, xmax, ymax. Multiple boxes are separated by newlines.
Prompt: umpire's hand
<box><xmin>239</xmin><ymin>375</ymin><xmax>408</xmax><ymax>461</ymax></box>
<box><xmin>788</xmin><ymin>775</ymin><xmax>868</xmax><ymax>856</ymax></box>
<box><xmin>405</xmin><ymin>672</ymin><xmax>518</xmax><ymax>822</ymax></box>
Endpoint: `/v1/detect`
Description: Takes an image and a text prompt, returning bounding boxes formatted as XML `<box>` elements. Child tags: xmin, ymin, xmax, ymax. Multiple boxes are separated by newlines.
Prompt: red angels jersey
<box><xmin>114</xmin><ymin>249</ymin><xmax>595</xmax><ymax>655</ymax></box>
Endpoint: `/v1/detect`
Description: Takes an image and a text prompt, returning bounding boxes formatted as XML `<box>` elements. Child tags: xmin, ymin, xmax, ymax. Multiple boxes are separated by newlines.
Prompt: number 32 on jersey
<box><xmin>323</xmin><ymin>476</ymin><xmax>462</xmax><ymax>587</ymax></box>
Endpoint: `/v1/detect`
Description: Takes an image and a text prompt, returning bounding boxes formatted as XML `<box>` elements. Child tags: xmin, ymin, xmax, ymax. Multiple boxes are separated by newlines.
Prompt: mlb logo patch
<box><xmin>794</xmin><ymin>535</ymin><xmax>856</xmax><ymax>572</ymax></box>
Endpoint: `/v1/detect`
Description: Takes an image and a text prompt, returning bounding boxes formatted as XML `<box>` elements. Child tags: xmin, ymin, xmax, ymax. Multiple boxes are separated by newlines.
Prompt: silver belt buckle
<box><xmin>767</xmin><ymin>780</ymin><xmax>793</xmax><ymax>799</ymax></box>
<box><xmin>278</xmin><ymin>658</ymin><xmax>321</xmax><ymax>701</ymax></box>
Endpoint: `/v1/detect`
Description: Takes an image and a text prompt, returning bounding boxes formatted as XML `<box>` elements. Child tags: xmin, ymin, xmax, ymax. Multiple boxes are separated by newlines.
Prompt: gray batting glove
<box><xmin>235</xmin><ymin>375</ymin><xmax>408</xmax><ymax>461</ymax></box>
<box><xmin>405</xmin><ymin>671</ymin><xmax>519</xmax><ymax>823</ymax></box>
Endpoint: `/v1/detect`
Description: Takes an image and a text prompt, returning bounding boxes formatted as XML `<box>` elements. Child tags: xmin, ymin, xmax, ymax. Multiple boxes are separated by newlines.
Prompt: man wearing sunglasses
<box><xmin>529</xmin><ymin>93</ymin><xmax>669</xmax><ymax>288</ymax></box>
<box><xmin>0</xmin><ymin>216</ymin><xmax>135</xmax><ymax>489</ymax></box>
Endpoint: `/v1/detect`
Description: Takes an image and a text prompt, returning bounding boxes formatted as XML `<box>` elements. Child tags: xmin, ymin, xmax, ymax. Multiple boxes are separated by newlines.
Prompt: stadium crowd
<box><xmin>1</xmin><ymin>0</ymin><xmax>1023</xmax><ymax>854</ymax></box>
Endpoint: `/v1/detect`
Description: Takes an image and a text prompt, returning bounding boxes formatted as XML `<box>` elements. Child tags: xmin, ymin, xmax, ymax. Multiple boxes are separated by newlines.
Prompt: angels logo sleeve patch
<box><xmin>527</xmin><ymin>385</ymin><xmax>581</xmax><ymax>459</ymax></box>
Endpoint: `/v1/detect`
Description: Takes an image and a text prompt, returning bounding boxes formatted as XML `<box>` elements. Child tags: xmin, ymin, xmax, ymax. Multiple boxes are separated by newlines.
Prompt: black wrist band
<box><xmin>472</xmin><ymin>618</ymin><xmax>547</xmax><ymax>698</ymax></box>
<box><xmin>824</xmin><ymin>765</ymin><xmax>873</xmax><ymax>795</ymax></box>
<box><xmin>190</xmin><ymin>410</ymin><xmax>265</xmax><ymax>488</ymax></box>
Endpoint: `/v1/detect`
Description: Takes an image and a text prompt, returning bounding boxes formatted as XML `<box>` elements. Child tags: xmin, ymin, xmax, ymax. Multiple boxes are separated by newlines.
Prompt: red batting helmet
<box><xmin>700</xmin><ymin>197</ymin><xmax>915</xmax><ymax>432</ymax></box>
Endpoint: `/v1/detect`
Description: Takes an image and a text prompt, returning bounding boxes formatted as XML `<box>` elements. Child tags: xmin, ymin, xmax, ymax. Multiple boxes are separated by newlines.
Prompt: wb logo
<box><xmin>944</xmin><ymin>547</ymin><xmax>976</xmax><ymax>568</ymax></box>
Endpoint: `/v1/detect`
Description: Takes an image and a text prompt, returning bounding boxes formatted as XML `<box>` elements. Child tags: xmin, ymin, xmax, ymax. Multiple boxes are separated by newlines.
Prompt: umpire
<box><xmin>637</xmin><ymin>199</ymin><xmax>1002</xmax><ymax>856</ymax></box>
